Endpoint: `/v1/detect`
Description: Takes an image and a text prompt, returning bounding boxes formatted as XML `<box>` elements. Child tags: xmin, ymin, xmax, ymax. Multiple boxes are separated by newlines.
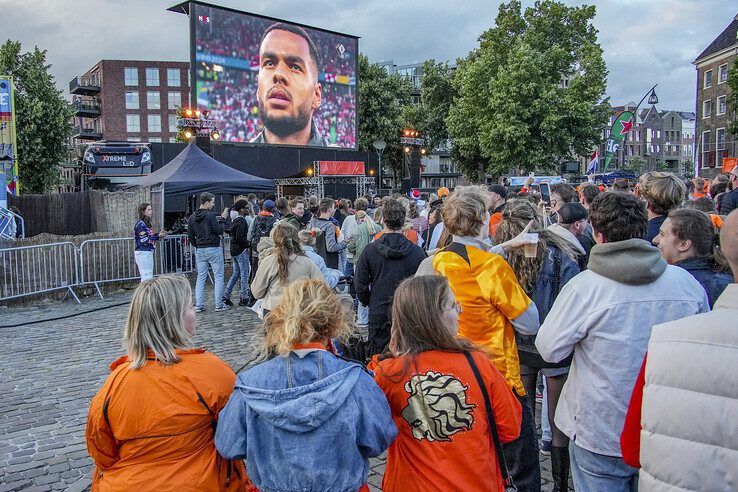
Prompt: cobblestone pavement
<box><xmin>1</xmin><ymin>282</ymin><xmax>564</xmax><ymax>491</ymax></box>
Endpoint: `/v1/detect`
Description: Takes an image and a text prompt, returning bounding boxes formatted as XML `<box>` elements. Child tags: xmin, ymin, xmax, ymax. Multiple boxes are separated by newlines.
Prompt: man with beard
<box><xmin>250</xmin><ymin>23</ymin><xmax>331</xmax><ymax>146</ymax></box>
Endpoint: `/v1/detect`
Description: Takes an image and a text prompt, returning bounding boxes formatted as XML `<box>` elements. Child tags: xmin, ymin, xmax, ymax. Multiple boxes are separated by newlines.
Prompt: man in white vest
<box><xmin>621</xmin><ymin>209</ymin><xmax>738</xmax><ymax>491</ymax></box>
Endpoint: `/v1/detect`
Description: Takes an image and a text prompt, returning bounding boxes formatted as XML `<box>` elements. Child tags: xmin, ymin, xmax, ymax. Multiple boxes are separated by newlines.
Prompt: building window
<box><xmin>701</xmin><ymin>131</ymin><xmax>711</xmax><ymax>168</ymax></box>
<box><xmin>125</xmin><ymin>91</ymin><xmax>139</xmax><ymax>110</ymax></box>
<box><xmin>704</xmin><ymin>69</ymin><xmax>713</xmax><ymax>89</ymax></box>
<box><xmin>717</xmin><ymin>95</ymin><xmax>727</xmax><ymax>115</ymax></box>
<box><xmin>717</xmin><ymin>128</ymin><xmax>726</xmax><ymax>151</ymax></box>
<box><xmin>169</xmin><ymin>114</ymin><xmax>178</xmax><ymax>133</ymax></box>
<box><xmin>703</xmin><ymin>100</ymin><xmax>711</xmax><ymax>119</ymax></box>
<box><xmin>167</xmin><ymin>68</ymin><xmax>181</xmax><ymax>86</ymax></box>
<box><xmin>148</xmin><ymin>137</ymin><xmax>162</xmax><ymax>143</ymax></box>
<box><xmin>718</xmin><ymin>64</ymin><xmax>728</xmax><ymax>84</ymax></box>
<box><xmin>124</xmin><ymin>67</ymin><xmax>138</xmax><ymax>86</ymax></box>
<box><xmin>127</xmin><ymin>137</ymin><xmax>140</xmax><ymax>142</ymax></box>
<box><xmin>167</xmin><ymin>91</ymin><xmax>181</xmax><ymax>109</ymax></box>
<box><xmin>147</xmin><ymin>114</ymin><xmax>162</xmax><ymax>133</ymax></box>
<box><xmin>126</xmin><ymin>114</ymin><xmax>140</xmax><ymax>133</ymax></box>
<box><xmin>146</xmin><ymin>67</ymin><xmax>159</xmax><ymax>86</ymax></box>
<box><xmin>147</xmin><ymin>91</ymin><xmax>161</xmax><ymax>110</ymax></box>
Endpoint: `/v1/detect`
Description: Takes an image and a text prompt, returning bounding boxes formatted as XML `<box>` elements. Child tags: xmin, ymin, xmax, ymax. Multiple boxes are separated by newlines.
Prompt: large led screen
<box><xmin>193</xmin><ymin>4</ymin><xmax>358</xmax><ymax>148</ymax></box>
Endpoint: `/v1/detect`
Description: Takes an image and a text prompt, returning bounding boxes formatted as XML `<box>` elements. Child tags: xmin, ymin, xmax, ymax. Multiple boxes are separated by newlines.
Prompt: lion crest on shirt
<box><xmin>402</xmin><ymin>371</ymin><xmax>475</xmax><ymax>442</ymax></box>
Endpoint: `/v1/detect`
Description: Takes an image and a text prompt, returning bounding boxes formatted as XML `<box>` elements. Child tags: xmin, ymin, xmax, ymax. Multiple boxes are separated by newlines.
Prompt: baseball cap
<box><xmin>263</xmin><ymin>199</ymin><xmax>276</xmax><ymax>211</ymax></box>
<box><xmin>488</xmin><ymin>184</ymin><xmax>507</xmax><ymax>198</ymax></box>
<box><xmin>557</xmin><ymin>203</ymin><xmax>588</xmax><ymax>224</ymax></box>
<box><xmin>437</xmin><ymin>187</ymin><xmax>450</xmax><ymax>198</ymax></box>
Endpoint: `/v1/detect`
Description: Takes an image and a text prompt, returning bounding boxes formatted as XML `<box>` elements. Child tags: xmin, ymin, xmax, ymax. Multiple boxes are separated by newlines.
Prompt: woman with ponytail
<box><xmin>654</xmin><ymin>208</ymin><xmax>733</xmax><ymax>307</ymax></box>
<box><xmin>250</xmin><ymin>222</ymin><xmax>323</xmax><ymax>314</ymax></box>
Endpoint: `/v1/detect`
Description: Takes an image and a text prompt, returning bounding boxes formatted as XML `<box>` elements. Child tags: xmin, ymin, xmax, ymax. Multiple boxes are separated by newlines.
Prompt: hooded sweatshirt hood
<box><xmin>193</xmin><ymin>209</ymin><xmax>208</xmax><ymax>222</ymax></box>
<box><xmin>588</xmin><ymin>238</ymin><xmax>667</xmax><ymax>285</ymax></box>
<box><xmin>375</xmin><ymin>232</ymin><xmax>414</xmax><ymax>260</ymax></box>
<box><xmin>235</xmin><ymin>361</ymin><xmax>363</xmax><ymax>433</ymax></box>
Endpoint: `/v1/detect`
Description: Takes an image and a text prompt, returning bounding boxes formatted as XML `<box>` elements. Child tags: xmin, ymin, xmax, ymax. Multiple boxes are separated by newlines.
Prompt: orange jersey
<box><xmin>432</xmin><ymin>243</ymin><xmax>531</xmax><ymax>395</ymax></box>
<box><xmin>370</xmin><ymin>350</ymin><xmax>522</xmax><ymax>492</ymax></box>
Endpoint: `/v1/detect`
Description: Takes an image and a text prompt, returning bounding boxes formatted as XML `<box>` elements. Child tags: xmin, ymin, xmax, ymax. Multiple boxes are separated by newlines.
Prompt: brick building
<box><xmin>70</xmin><ymin>60</ymin><xmax>191</xmax><ymax>144</ymax></box>
<box><xmin>693</xmin><ymin>13</ymin><xmax>738</xmax><ymax>176</ymax></box>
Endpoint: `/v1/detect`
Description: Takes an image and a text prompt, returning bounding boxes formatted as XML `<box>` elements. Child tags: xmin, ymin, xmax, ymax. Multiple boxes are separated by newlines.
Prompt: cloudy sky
<box><xmin>2</xmin><ymin>0</ymin><xmax>735</xmax><ymax>112</ymax></box>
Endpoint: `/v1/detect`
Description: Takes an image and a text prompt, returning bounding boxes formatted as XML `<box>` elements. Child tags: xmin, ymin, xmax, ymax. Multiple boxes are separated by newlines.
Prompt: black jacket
<box><xmin>354</xmin><ymin>232</ymin><xmax>426</xmax><ymax>320</ymax></box>
<box><xmin>228</xmin><ymin>216</ymin><xmax>250</xmax><ymax>256</ymax></box>
<box><xmin>187</xmin><ymin>209</ymin><xmax>224</xmax><ymax>248</ymax></box>
<box><xmin>719</xmin><ymin>188</ymin><xmax>738</xmax><ymax>216</ymax></box>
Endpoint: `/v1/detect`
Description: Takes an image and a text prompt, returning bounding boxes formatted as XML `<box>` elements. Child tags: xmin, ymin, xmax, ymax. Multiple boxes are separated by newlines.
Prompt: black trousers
<box><xmin>367</xmin><ymin>316</ymin><xmax>391</xmax><ymax>357</ymax></box>
<box><xmin>502</xmin><ymin>392</ymin><xmax>542</xmax><ymax>491</ymax></box>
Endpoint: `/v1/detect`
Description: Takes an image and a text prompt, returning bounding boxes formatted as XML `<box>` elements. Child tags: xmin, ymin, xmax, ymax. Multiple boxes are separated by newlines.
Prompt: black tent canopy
<box><xmin>128</xmin><ymin>143</ymin><xmax>273</xmax><ymax>196</ymax></box>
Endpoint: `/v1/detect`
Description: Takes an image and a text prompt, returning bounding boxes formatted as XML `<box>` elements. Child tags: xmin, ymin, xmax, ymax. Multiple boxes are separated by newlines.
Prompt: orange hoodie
<box><xmin>86</xmin><ymin>348</ymin><xmax>253</xmax><ymax>491</ymax></box>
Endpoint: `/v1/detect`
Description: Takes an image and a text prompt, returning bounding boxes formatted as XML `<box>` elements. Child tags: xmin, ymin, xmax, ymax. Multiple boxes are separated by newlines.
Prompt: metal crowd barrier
<box><xmin>0</xmin><ymin>234</ymin><xmax>199</xmax><ymax>303</ymax></box>
<box><xmin>0</xmin><ymin>242</ymin><xmax>80</xmax><ymax>303</ymax></box>
<box><xmin>79</xmin><ymin>234</ymin><xmax>195</xmax><ymax>299</ymax></box>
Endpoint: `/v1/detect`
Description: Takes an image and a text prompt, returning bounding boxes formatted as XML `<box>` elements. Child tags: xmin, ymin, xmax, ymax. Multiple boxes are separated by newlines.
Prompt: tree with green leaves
<box><xmin>357</xmin><ymin>54</ymin><xmax>411</xmax><ymax>187</ymax></box>
<box><xmin>447</xmin><ymin>0</ymin><xmax>610</xmax><ymax>181</ymax></box>
<box><xmin>413</xmin><ymin>60</ymin><xmax>455</xmax><ymax>151</ymax></box>
<box><xmin>728</xmin><ymin>62</ymin><xmax>738</xmax><ymax>137</ymax></box>
<box><xmin>0</xmin><ymin>40</ymin><xmax>73</xmax><ymax>194</ymax></box>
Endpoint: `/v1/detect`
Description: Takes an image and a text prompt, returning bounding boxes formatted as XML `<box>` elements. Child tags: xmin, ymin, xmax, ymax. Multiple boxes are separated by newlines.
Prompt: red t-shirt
<box><xmin>370</xmin><ymin>350</ymin><xmax>522</xmax><ymax>492</ymax></box>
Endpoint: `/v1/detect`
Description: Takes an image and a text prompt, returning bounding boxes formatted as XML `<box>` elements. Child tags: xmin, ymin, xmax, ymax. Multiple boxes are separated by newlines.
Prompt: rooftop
<box><xmin>694</xmin><ymin>13</ymin><xmax>738</xmax><ymax>62</ymax></box>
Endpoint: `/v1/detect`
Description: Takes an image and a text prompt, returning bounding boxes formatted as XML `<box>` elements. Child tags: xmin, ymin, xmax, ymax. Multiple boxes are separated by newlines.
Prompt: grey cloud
<box><xmin>1</xmin><ymin>0</ymin><xmax>734</xmax><ymax>112</ymax></box>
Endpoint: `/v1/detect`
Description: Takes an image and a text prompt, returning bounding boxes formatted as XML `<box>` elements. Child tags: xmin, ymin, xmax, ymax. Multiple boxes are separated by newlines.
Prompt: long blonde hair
<box><xmin>124</xmin><ymin>275</ymin><xmax>193</xmax><ymax>369</ymax></box>
<box><xmin>262</xmin><ymin>278</ymin><xmax>354</xmax><ymax>357</ymax></box>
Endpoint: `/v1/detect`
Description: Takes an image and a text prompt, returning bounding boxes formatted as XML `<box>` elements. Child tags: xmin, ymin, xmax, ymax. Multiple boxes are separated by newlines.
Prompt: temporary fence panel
<box><xmin>0</xmin><ymin>242</ymin><xmax>80</xmax><ymax>303</ymax></box>
<box><xmin>158</xmin><ymin>234</ymin><xmax>195</xmax><ymax>275</ymax></box>
<box><xmin>79</xmin><ymin>237</ymin><xmax>139</xmax><ymax>298</ymax></box>
<box><xmin>79</xmin><ymin>234</ymin><xmax>195</xmax><ymax>298</ymax></box>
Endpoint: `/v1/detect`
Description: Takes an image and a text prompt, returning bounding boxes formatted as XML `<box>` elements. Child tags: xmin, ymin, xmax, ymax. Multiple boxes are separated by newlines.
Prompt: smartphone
<box><xmin>540</xmin><ymin>182</ymin><xmax>552</xmax><ymax>205</ymax></box>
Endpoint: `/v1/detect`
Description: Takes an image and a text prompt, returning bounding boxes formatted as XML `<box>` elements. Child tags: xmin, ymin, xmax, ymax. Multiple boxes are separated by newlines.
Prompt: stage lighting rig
<box><xmin>176</xmin><ymin>107</ymin><xmax>220</xmax><ymax>142</ymax></box>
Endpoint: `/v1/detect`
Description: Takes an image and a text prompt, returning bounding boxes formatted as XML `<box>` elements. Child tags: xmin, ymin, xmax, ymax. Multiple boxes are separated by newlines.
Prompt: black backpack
<box><xmin>251</xmin><ymin>215</ymin><xmax>276</xmax><ymax>253</ymax></box>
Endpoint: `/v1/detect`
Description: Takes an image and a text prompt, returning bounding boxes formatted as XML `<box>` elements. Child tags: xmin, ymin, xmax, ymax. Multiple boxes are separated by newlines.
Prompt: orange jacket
<box><xmin>86</xmin><ymin>349</ymin><xmax>253</xmax><ymax>491</ymax></box>
<box><xmin>488</xmin><ymin>212</ymin><xmax>503</xmax><ymax>237</ymax></box>
<box><xmin>370</xmin><ymin>350</ymin><xmax>522</xmax><ymax>492</ymax></box>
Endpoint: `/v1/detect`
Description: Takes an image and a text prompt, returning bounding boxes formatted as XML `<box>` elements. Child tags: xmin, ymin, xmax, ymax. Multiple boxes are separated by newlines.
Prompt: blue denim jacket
<box><xmin>215</xmin><ymin>350</ymin><xmax>397</xmax><ymax>492</ymax></box>
<box><xmin>517</xmin><ymin>245</ymin><xmax>580</xmax><ymax>356</ymax></box>
<box><xmin>675</xmin><ymin>257</ymin><xmax>733</xmax><ymax>308</ymax></box>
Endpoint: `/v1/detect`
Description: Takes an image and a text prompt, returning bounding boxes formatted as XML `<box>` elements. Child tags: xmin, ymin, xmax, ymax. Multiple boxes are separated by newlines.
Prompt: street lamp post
<box><xmin>634</xmin><ymin>85</ymin><xmax>659</xmax><ymax>172</ymax></box>
<box><xmin>372</xmin><ymin>140</ymin><xmax>386</xmax><ymax>193</ymax></box>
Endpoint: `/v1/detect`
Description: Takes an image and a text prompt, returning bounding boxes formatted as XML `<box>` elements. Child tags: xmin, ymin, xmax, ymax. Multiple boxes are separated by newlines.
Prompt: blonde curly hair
<box><xmin>262</xmin><ymin>279</ymin><xmax>355</xmax><ymax>357</ymax></box>
<box><xmin>441</xmin><ymin>185</ymin><xmax>490</xmax><ymax>236</ymax></box>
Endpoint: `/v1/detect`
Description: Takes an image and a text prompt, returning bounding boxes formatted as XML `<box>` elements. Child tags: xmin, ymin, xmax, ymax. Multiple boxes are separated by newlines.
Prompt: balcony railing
<box><xmin>72</xmin><ymin>100</ymin><xmax>101</xmax><ymax>116</ymax></box>
<box><xmin>69</xmin><ymin>76</ymin><xmax>100</xmax><ymax>95</ymax></box>
<box><xmin>73</xmin><ymin>126</ymin><xmax>102</xmax><ymax>140</ymax></box>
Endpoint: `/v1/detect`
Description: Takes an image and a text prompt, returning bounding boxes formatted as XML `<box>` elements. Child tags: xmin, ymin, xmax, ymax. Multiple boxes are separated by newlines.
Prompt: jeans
<box><xmin>541</xmin><ymin>379</ymin><xmax>552</xmax><ymax>442</ymax></box>
<box><xmin>338</xmin><ymin>250</ymin><xmax>347</xmax><ymax>275</ymax></box>
<box><xmin>503</xmin><ymin>393</ymin><xmax>541</xmax><ymax>492</ymax></box>
<box><xmin>134</xmin><ymin>250</ymin><xmax>154</xmax><ymax>282</ymax></box>
<box><xmin>569</xmin><ymin>442</ymin><xmax>638</xmax><ymax>492</ymax></box>
<box><xmin>195</xmin><ymin>247</ymin><xmax>225</xmax><ymax>309</ymax></box>
<box><xmin>225</xmin><ymin>251</ymin><xmax>250</xmax><ymax>301</ymax></box>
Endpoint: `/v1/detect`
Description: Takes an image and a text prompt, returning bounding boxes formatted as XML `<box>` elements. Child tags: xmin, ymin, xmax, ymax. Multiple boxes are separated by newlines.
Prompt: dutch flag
<box><xmin>586</xmin><ymin>149</ymin><xmax>599</xmax><ymax>175</ymax></box>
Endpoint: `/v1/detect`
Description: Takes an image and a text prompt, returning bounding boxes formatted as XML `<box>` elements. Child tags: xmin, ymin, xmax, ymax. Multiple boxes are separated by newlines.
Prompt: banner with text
<box><xmin>604</xmin><ymin>111</ymin><xmax>634</xmax><ymax>172</ymax></box>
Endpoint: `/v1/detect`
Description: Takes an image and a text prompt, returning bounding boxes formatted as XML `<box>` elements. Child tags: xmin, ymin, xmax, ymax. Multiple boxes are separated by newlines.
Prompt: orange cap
<box><xmin>437</xmin><ymin>187</ymin><xmax>450</xmax><ymax>198</ymax></box>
